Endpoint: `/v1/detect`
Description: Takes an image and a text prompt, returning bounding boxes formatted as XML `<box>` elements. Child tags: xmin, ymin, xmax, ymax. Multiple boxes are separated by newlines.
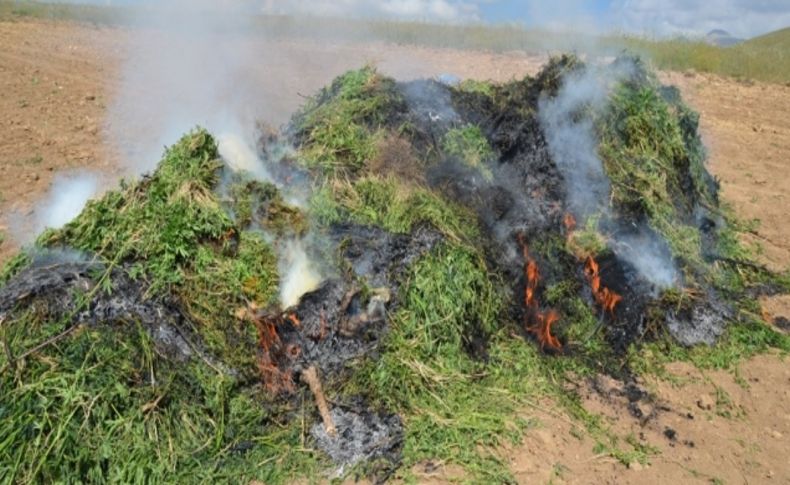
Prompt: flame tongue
<box><xmin>517</xmin><ymin>214</ymin><xmax>622</xmax><ymax>351</ymax></box>
<box><xmin>564</xmin><ymin>211</ymin><xmax>624</xmax><ymax>317</ymax></box>
<box><xmin>529</xmin><ymin>310</ymin><xmax>561</xmax><ymax>350</ymax></box>
<box><xmin>525</xmin><ymin>259</ymin><xmax>538</xmax><ymax>307</ymax></box>
<box><xmin>584</xmin><ymin>256</ymin><xmax>623</xmax><ymax>314</ymax></box>
<box><xmin>518</xmin><ymin>235</ymin><xmax>562</xmax><ymax>352</ymax></box>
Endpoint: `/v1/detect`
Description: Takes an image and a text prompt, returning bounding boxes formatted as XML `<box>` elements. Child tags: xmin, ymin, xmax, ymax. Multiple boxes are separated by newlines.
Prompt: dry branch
<box><xmin>301</xmin><ymin>365</ymin><xmax>337</xmax><ymax>437</ymax></box>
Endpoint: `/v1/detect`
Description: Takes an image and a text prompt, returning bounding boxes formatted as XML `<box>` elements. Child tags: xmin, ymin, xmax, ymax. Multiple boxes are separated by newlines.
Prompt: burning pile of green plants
<box><xmin>1</xmin><ymin>56</ymin><xmax>788</xmax><ymax>483</ymax></box>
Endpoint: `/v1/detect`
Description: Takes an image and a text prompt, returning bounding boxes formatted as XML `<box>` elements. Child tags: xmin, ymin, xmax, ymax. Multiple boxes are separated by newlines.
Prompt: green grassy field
<box><xmin>615</xmin><ymin>30</ymin><xmax>790</xmax><ymax>84</ymax></box>
<box><xmin>1</xmin><ymin>0</ymin><xmax>789</xmax><ymax>84</ymax></box>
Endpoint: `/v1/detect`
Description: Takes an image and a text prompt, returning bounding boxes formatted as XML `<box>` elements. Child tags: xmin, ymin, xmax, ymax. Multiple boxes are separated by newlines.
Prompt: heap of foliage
<box><xmin>1</xmin><ymin>58</ymin><xmax>788</xmax><ymax>484</ymax></box>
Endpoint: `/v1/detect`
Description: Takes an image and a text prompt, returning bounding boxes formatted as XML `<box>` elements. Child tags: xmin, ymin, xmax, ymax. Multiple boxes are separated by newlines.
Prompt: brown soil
<box><xmin>1</xmin><ymin>17</ymin><xmax>789</xmax><ymax>484</ymax></box>
<box><xmin>498</xmin><ymin>354</ymin><xmax>790</xmax><ymax>484</ymax></box>
<box><xmin>0</xmin><ymin>19</ymin><xmax>122</xmax><ymax>261</ymax></box>
<box><xmin>659</xmin><ymin>72</ymin><xmax>790</xmax><ymax>272</ymax></box>
<box><xmin>660</xmin><ymin>71</ymin><xmax>790</xmax><ymax>331</ymax></box>
<box><xmin>411</xmin><ymin>354</ymin><xmax>790</xmax><ymax>484</ymax></box>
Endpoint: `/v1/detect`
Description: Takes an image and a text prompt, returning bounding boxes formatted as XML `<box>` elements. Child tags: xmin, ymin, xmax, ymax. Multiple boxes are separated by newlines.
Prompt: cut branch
<box><xmin>301</xmin><ymin>365</ymin><xmax>337</xmax><ymax>437</ymax></box>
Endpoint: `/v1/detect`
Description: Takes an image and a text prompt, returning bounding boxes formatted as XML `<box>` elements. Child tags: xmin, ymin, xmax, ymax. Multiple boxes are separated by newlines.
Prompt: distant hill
<box><xmin>705</xmin><ymin>29</ymin><xmax>743</xmax><ymax>46</ymax></box>
<box><xmin>740</xmin><ymin>26</ymin><xmax>790</xmax><ymax>50</ymax></box>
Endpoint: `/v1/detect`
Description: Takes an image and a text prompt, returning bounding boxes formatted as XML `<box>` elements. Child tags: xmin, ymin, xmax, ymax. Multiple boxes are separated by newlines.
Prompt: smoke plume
<box><xmin>36</xmin><ymin>172</ymin><xmax>100</xmax><ymax>233</ymax></box>
<box><xmin>612</xmin><ymin>229</ymin><xmax>678</xmax><ymax>289</ymax></box>
<box><xmin>6</xmin><ymin>171</ymin><xmax>100</xmax><ymax>247</ymax></box>
<box><xmin>279</xmin><ymin>239</ymin><xmax>322</xmax><ymax>308</ymax></box>
<box><xmin>538</xmin><ymin>61</ymin><xmax>678</xmax><ymax>289</ymax></box>
<box><xmin>217</xmin><ymin>133</ymin><xmax>271</xmax><ymax>180</ymax></box>
<box><xmin>538</xmin><ymin>66</ymin><xmax>613</xmax><ymax>219</ymax></box>
<box><xmin>107</xmin><ymin>1</ymin><xmax>266</xmax><ymax>173</ymax></box>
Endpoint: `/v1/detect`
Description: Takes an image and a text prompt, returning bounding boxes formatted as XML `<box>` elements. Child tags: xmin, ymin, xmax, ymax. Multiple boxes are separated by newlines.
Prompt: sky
<box><xmin>58</xmin><ymin>0</ymin><xmax>790</xmax><ymax>38</ymax></box>
<box><xmin>256</xmin><ymin>0</ymin><xmax>790</xmax><ymax>38</ymax></box>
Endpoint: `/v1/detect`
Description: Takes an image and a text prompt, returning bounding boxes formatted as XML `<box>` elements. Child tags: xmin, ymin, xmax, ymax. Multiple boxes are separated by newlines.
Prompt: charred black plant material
<box><xmin>238</xmin><ymin>224</ymin><xmax>443</xmax><ymax>397</ymax></box>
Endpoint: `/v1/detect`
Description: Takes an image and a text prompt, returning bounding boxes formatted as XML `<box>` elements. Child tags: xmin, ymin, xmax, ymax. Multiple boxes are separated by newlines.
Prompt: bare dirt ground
<box><xmin>1</xmin><ymin>18</ymin><xmax>788</xmax><ymax>484</ymax></box>
<box><xmin>413</xmin><ymin>353</ymin><xmax>790</xmax><ymax>484</ymax></box>
<box><xmin>508</xmin><ymin>354</ymin><xmax>790</xmax><ymax>484</ymax></box>
<box><xmin>661</xmin><ymin>71</ymin><xmax>790</xmax><ymax>331</ymax></box>
<box><xmin>0</xmin><ymin>19</ymin><xmax>122</xmax><ymax>260</ymax></box>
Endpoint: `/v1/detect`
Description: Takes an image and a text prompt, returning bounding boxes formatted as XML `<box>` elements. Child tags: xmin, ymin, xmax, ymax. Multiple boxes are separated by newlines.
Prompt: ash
<box><xmin>311</xmin><ymin>407</ymin><xmax>403</xmax><ymax>473</ymax></box>
<box><xmin>0</xmin><ymin>257</ymin><xmax>196</xmax><ymax>361</ymax></box>
<box><xmin>666</xmin><ymin>293</ymin><xmax>731</xmax><ymax>346</ymax></box>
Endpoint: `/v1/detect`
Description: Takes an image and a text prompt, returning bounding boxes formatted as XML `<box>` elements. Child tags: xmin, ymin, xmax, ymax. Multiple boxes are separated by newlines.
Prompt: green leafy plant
<box><xmin>442</xmin><ymin>124</ymin><xmax>495</xmax><ymax>180</ymax></box>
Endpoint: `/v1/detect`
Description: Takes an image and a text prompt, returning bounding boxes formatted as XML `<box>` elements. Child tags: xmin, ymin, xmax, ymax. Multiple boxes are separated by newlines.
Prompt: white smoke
<box><xmin>538</xmin><ymin>61</ymin><xmax>639</xmax><ymax>219</ymax></box>
<box><xmin>217</xmin><ymin>133</ymin><xmax>271</xmax><ymax>180</ymax></box>
<box><xmin>36</xmin><ymin>172</ymin><xmax>100</xmax><ymax>232</ymax></box>
<box><xmin>538</xmin><ymin>67</ymin><xmax>612</xmax><ymax>219</ymax></box>
<box><xmin>259</xmin><ymin>0</ymin><xmax>481</xmax><ymax>22</ymax></box>
<box><xmin>538</xmin><ymin>60</ymin><xmax>678</xmax><ymax>289</ymax></box>
<box><xmin>5</xmin><ymin>171</ymin><xmax>101</xmax><ymax>247</ymax></box>
<box><xmin>612</xmin><ymin>229</ymin><xmax>678</xmax><ymax>289</ymax></box>
<box><xmin>279</xmin><ymin>239</ymin><xmax>322</xmax><ymax>308</ymax></box>
<box><xmin>103</xmin><ymin>1</ymin><xmax>330</xmax><ymax>309</ymax></box>
<box><xmin>107</xmin><ymin>1</ymin><xmax>266</xmax><ymax>174</ymax></box>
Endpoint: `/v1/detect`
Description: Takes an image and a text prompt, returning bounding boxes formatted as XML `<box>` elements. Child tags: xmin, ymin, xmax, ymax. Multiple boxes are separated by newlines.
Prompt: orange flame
<box><xmin>252</xmin><ymin>313</ymin><xmax>295</xmax><ymax>394</ymax></box>
<box><xmin>584</xmin><ymin>256</ymin><xmax>622</xmax><ymax>314</ymax></box>
<box><xmin>286</xmin><ymin>312</ymin><xmax>301</xmax><ymax>328</ymax></box>
<box><xmin>526</xmin><ymin>310</ymin><xmax>561</xmax><ymax>351</ymax></box>
<box><xmin>518</xmin><ymin>235</ymin><xmax>562</xmax><ymax>352</ymax></box>
<box><xmin>525</xmin><ymin>259</ymin><xmax>538</xmax><ymax>307</ymax></box>
<box><xmin>563</xmin><ymin>213</ymin><xmax>577</xmax><ymax>232</ymax></box>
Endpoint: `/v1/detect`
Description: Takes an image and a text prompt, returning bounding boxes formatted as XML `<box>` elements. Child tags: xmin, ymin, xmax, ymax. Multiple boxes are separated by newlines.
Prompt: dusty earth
<box><xmin>1</xmin><ymin>17</ymin><xmax>788</xmax><ymax>484</ymax></box>
<box><xmin>414</xmin><ymin>353</ymin><xmax>790</xmax><ymax>484</ymax></box>
<box><xmin>0</xmin><ymin>19</ymin><xmax>121</xmax><ymax>260</ymax></box>
<box><xmin>661</xmin><ymin>71</ymin><xmax>790</xmax><ymax>332</ymax></box>
<box><xmin>534</xmin><ymin>356</ymin><xmax>789</xmax><ymax>484</ymax></box>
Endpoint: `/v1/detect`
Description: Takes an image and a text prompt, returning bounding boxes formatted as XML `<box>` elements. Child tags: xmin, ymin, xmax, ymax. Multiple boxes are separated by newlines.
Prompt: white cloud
<box><xmin>521</xmin><ymin>0</ymin><xmax>602</xmax><ymax>33</ymax></box>
<box><xmin>259</xmin><ymin>0</ymin><xmax>482</xmax><ymax>22</ymax></box>
<box><xmin>611</xmin><ymin>0</ymin><xmax>790</xmax><ymax>38</ymax></box>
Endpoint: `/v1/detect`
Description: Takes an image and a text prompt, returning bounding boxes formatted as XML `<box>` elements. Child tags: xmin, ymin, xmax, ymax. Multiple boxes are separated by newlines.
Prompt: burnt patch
<box><xmin>590</xmin><ymin>374</ymin><xmax>665</xmax><ymax>427</ymax></box>
<box><xmin>331</xmin><ymin>223</ymin><xmax>443</xmax><ymax>296</ymax></box>
<box><xmin>588</xmin><ymin>252</ymin><xmax>654</xmax><ymax>354</ymax></box>
<box><xmin>252</xmin><ymin>224</ymin><xmax>444</xmax><ymax>392</ymax></box>
<box><xmin>665</xmin><ymin>291</ymin><xmax>732</xmax><ymax>347</ymax></box>
<box><xmin>0</xmin><ymin>258</ymin><xmax>196</xmax><ymax>362</ymax></box>
<box><xmin>311</xmin><ymin>405</ymin><xmax>403</xmax><ymax>477</ymax></box>
<box><xmin>664</xmin><ymin>427</ymin><xmax>678</xmax><ymax>443</ymax></box>
<box><xmin>244</xmin><ymin>224</ymin><xmax>443</xmax><ymax>465</ymax></box>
